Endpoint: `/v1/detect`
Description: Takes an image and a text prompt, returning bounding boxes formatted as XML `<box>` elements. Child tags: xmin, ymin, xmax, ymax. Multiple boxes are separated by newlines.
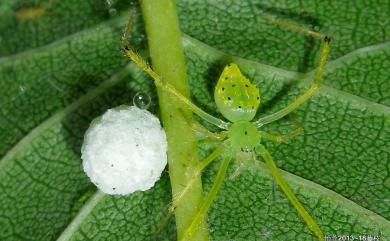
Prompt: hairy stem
<box><xmin>140</xmin><ymin>0</ymin><xmax>210</xmax><ymax>240</ymax></box>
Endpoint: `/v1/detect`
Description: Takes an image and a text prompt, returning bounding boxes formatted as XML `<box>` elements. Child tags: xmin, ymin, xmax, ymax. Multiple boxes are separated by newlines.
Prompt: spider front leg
<box><xmin>261</xmin><ymin>128</ymin><xmax>303</xmax><ymax>143</ymax></box>
<box><xmin>255</xmin><ymin>15</ymin><xmax>331</xmax><ymax>127</ymax></box>
<box><xmin>257</xmin><ymin>144</ymin><xmax>324</xmax><ymax>241</ymax></box>
<box><xmin>180</xmin><ymin>109</ymin><xmax>227</xmax><ymax>141</ymax></box>
<box><xmin>190</xmin><ymin>120</ymin><xmax>227</xmax><ymax>141</ymax></box>
<box><xmin>121</xmin><ymin>11</ymin><xmax>229</xmax><ymax>130</ymax></box>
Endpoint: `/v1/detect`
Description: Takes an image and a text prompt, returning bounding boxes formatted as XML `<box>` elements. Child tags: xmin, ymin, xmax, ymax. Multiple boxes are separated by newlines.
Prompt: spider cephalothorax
<box><xmin>226</xmin><ymin>120</ymin><xmax>260</xmax><ymax>161</ymax></box>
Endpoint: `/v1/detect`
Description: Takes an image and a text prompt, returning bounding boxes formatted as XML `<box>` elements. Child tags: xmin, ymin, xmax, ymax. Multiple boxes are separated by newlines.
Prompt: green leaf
<box><xmin>0</xmin><ymin>1</ymin><xmax>389</xmax><ymax>241</ymax></box>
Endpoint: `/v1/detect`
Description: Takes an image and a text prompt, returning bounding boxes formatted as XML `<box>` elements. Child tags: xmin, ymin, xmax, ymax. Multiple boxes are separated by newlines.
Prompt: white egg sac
<box><xmin>81</xmin><ymin>106</ymin><xmax>167</xmax><ymax>195</ymax></box>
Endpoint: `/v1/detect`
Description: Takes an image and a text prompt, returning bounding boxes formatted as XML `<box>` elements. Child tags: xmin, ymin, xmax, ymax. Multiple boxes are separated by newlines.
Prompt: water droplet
<box><xmin>19</xmin><ymin>85</ymin><xmax>25</xmax><ymax>93</ymax></box>
<box><xmin>108</xmin><ymin>8</ymin><xmax>117</xmax><ymax>16</ymax></box>
<box><xmin>133</xmin><ymin>92</ymin><xmax>151</xmax><ymax>109</ymax></box>
<box><xmin>105</xmin><ymin>0</ymin><xmax>113</xmax><ymax>7</ymax></box>
<box><xmin>105</xmin><ymin>0</ymin><xmax>116</xmax><ymax>16</ymax></box>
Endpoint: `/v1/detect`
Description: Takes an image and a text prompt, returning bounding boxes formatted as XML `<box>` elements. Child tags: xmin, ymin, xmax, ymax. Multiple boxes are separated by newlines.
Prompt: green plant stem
<box><xmin>140</xmin><ymin>1</ymin><xmax>210</xmax><ymax>240</ymax></box>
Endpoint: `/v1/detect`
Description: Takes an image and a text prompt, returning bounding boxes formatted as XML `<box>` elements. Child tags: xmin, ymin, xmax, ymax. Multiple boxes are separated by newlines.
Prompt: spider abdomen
<box><xmin>214</xmin><ymin>63</ymin><xmax>261</xmax><ymax>122</ymax></box>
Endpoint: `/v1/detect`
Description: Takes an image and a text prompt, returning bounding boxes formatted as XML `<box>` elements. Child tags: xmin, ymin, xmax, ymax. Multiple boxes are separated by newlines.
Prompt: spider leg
<box><xmin>121</xmin><ymin>11</ymin><xmax>229</xmax><ymax>130</ymax></box>
<box><xmin>179</xmin><ymin>108</ymin><xmax>227</xmax><ymax>141</ymax></box>
<box><xmin>259</xmin><ymin>115</ymin><xmax>304</xmax><ymax>142</ymax></box>
<box><xmin>228</xmin><ymin>162</ymin><xmax>245</xmax><ymax>180</ymax></box>
<box><xmin>181</xmin><ymin>156</ymin><xmax>232</xmax><ymax>241</ymax></box>
<box><xmin>254</xmin><ymin>16</ymin><xmax>331</xmax><ymax>128</ymax></box>
<box><xmin>261</xmin><ymin>12</ymin><xmax>326</xmax><ymax>40</ymax></box>
<box><xmin>174</xmin><ymin>144</ymin><xmax>224</xmax><ymax>213</ymax></box>
<box><xmin>261</xmin><ymin>120</ymin><xmax>303</xmax><ymax>142</ymax></box>
<box><xmin>229</xmin><ymin>149</ymin><xmax>258</xmax><ymax>180</ymax></box>
<box><xmin>261</xmin><ymin>128</ymin><xmax>303</xmax><ymax>143</ymax></box>
<box><xmin>257</xmin><ymin>144</ymin><xmax>324</xmax><ymax>241</ymax></box>
<box><xmin>191</xmin><ymin>120</ymin><xmax>227</xmax><ymax>141</ymax></box>
<box><xmin>151</xmin><ymin>144</ymin><xmax>224</xmax><ymax>240</ymax></box>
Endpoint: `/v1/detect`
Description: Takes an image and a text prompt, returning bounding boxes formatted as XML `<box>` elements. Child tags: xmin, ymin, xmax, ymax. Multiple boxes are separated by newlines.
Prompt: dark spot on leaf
<box><xmin>222</xmin><ymin>87</ymin><xmax>225</xmax><ymax>91</ymax></box>
<box><xmin>228</xmin><ymin>97</ymin><xmax>231</xmax><ymax>100</ymax></box>
<box><xmin>112</xmin><ymin>188</ymin><xmax>116</xmax><ymax>190</ymax></box>
<box><xmin>245</xmin><ymin>131</ymin><xmax>247</xmax><ymax>135</ymax></box>
<box><xmin>232</xmin><ymin>84</ymin><xmax>235</xmax><ymax>87</ymax></box>
<box><xmin>238</xmin><ymin>106</ymin><xmax>241</xmax><ymax>108</ymax></box>
<box><xmin>245</xmin><ymin>84</ymin><xmax>249</xmax><ymax>87</ymax></box>
<box><xmin>225</xmin><ymin>77</ymin><xmax>228</xmax><ymax>80</ymax></box>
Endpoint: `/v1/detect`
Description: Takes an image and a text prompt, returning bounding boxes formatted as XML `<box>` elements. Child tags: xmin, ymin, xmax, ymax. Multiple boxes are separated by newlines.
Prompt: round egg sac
<box><xmin>81</xmin><ymin>105</ymin><xmax>167</xmax><ymax>195</ymax></box>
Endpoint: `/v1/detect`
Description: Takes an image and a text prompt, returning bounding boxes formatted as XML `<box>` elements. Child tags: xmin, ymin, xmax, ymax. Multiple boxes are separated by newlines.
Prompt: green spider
<box><xmin>122</xmin><ymin>11</ymin><xmax>331</xmax><ymax>241</ymax></box>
